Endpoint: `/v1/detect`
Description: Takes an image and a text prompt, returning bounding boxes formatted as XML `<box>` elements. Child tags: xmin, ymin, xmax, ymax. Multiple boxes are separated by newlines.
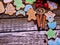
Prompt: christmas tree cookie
<box><xmin>5</xmin><ymin>3</ymin><xmax>16</xmax><ymax>15</ymax></box>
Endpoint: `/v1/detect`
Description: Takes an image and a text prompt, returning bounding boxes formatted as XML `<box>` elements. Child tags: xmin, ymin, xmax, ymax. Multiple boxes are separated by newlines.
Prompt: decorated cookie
<box><xmin>45</xmin><ymin>11</ymin><xmax>56</xmax><ymax>17</ymax></box>
<box><xmin>0</xmin><ymin>1</ymin><xmax>5</xmax><ymax>13</ymax></box>
<box><xmin>48</xmin><ymin>22</ymin><xmax>56</xmax><ymax>29</ymax></box>
<box><xmin>55</xmin><ymin>37</ymin><xmax>60</xmax><ymax>45</ymax></box>
<box><xmin>5</xmin><ymin>3</ymin><xmax>16</xmax><ymax>15</ymax></box>
<box><xmin>46</xmin><ymin>29</ymin><xmax>56</xmax><ymax>39</ymax></box>
<box><xmin>46</xmin><ymin>15</ymin><xmax>54</xmax><ymax>22</ymax></box>
<box><xmin>25</xmin><ymin>0</ymin><xmax>36</xmax><ymax>4</ymax></box>
<box><xmin>4</xmin><ymin>0</ymin><xmax>13</xmax><ymax>3</ymax></box>
<box><xmin>16</xmin><ymin>10</ymin><xmax>25</xmax><ymax>16</ymax></box>
<box><xmin>24</xmin><ymin>4</ymin><xmax>33</xmax><ymax>12</ymax></box>
<box><xmin>14</xmin><ymin>0</ymin><xmax>25</xmax><ymax>10</ymax></box>
<box><xmin>27</xmin><ymin>8</ymin><xmax>36</xmax><ymax>21</ymax></box>
<box><xmin>36</xmin><ymin>8</ymin><xmax>46</xmax><ymax>14</ymax></box>
<box><xmin>45</xmin><ymin>11</ymin><xmax>56</xmax><ymax>22</ymax></box>
<box><xmin>47</xmin><ymin>1</ymin><xmax>58</xmax><ymax>10</ymax></box>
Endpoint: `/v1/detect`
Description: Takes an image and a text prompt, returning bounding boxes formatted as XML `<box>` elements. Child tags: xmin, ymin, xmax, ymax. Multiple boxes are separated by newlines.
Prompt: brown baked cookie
<box><xmin>27</xmin><ymin>8</ymin><xmax>36</xmax><ymax>21</ymax></box>
<box><xmin>5</xmin><ymin>3</ymin><xmax>16</xmax><ymax>15</ymax></box>
<box><xmin>0</xmin><ymin>1</ymin><xmax>5</xmax><ymax>13</ymax></box>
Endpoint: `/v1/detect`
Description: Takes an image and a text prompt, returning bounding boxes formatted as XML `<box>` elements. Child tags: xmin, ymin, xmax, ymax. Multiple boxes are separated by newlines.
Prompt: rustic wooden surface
<box><xmin>0</xmin><ymin>32</ymin><xmax>48</xmax><ymax>45</ymax></box>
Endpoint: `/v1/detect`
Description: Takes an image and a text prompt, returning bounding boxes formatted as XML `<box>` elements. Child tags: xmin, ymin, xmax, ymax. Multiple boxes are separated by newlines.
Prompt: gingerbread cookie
<box><xmin>0</xmin><ymin>1</ymin><xmax>5</xmax><ymax>13</ymax></box>
<box><xmin>27</xmin><ymin>8</ymin><xmax>36</xmax><ymax>21</ymax></box>
<box><xmin>14</xmin><ymin>0</ymin><xmax>25</xmax><ymax>10</ymax></box>
<box><xmin>16</xmin><ymin>10</ymin><xmax>25</xmax><ymax>16</ymax></box>
<box><xmin>25</xmin><ymin>0</ymin><xmax>36</xmax><ymax>4</ymax></box>
<box><xmin>4</xmin><ymin>0</ymin><xmax>13</xmax><ymax>3</ymax></box>
<box><xmin>5</xmin><ymin>3</ymin><xmax>16</xmax><ymax>15</ymax></box>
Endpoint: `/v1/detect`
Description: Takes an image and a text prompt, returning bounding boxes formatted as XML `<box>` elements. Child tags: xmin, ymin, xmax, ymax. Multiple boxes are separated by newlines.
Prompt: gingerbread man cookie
<box><xmin>14</xmin><ymin>0</ymin><xmax>25</xmax><ymax>10</ymax></box>
<box><xmin>27</xmin><ymin>8</ymin><xmax>36</xmax><ymax>21</ymax></box>
<box><xmin>25</xmin><ymin>0</ymin><xmax>36</xmax><ymax>4</ymax></box>
<box><xmin>4</xmin><ymin>0</ymin><xmax>13</xmax><ymax>3</ymax></box>
<box><xmin>5</xmin><ymin>3</ymin><xmax>16</xmax><ymax>15</ymax></box>
<box><xmin>0</xmin><ymin>1</ymin><xmax>5</xmax><ymax>13</ymax></box>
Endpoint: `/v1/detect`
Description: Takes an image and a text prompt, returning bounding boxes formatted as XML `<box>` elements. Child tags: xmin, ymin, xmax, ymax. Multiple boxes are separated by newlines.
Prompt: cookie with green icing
<box><xmin>14</xmin><ymin>0</ymin><xmax>25</xmax><ymax>10</ymax></box>
<box><xmin>25</xmin><ymin>0</ymin><xmax>36</xmax><ymax>4</ymax></box>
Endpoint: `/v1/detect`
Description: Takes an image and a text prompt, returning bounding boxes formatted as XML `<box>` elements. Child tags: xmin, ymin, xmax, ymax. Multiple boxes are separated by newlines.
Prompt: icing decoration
<box><xmin>4</xmin><ymin>0</ymin><xmax>13</xmax><ymax>3</ymax></box>
<box><xmin>25</xmin><ymin>0</ymin><xmax>36</xmax><ymax>4</ymax></box>
<box><xmin>46</xmin><ymin>29</ymin><xmax>56</xmax><ymax>39</ymax></box>
<box><xmin>0</xmin><ymin>1</ymin><xmax>5</xmax><ymax>13</ymax></box>
<box><xmin>24</xmin><ymin>4</ymin><xmax>33</xmax><ymax>12</ymax></box>
<box><xmin>45</xmin><ymin>11</ymin><xmax>56</xmax><ymax>17</ymax></box>
<box><xmin>16</xmin><ymin>10</ymin><xmax>25</xmax><ymax>16</ymax></box>
<box><xmin>36</xmin><ymin>8</ymin><xmax>46</xmax><ymax>14</ymax></box>
<box><xmin>48</xmin><ymin>39</ymin><xmax>55</xmax><ymax>45</ymax></box>
<box><xmin>45</xmin><ymin>11</ymin><xmax>56</xmax><ymax>22</ymax></box>
<box><xmin>5</xmin><ymin>3</ymin><xmax>16</xmax><ymax>15</ymax></box>
<box><xmin>47</xmin><ymin>15</ymin><xmax>54</xmax><ymax>22</ymax></box>
<box><xmin>55</xmin><ymin>37</ymin><xmax>60</xmax><ymax>45</ymax></box>
<box><xmin>14</xmin><ymin>0</ymin><xmax>25</xmax><ymax>10</ymax></box>
<box><xmin>47</xmin><ymin>1</ymin><xmax>58</xmax><ymax>10</ymax></box>
<box><xmin>27</xmin><ymin>8</ymin><xmax>36</xmax><ymax>21</ymax></box>
<box><xmin>48</xmin><ymin>22</ymin><xmax>56</xmax><ymax>29</ymax></box>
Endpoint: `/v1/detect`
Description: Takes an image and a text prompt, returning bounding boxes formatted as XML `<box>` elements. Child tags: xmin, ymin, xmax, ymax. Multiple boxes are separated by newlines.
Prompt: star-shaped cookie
<box><xmin>46</xmin><ymin>29</ymin><xmax>56</xmax><ymax>39</ymax></box>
